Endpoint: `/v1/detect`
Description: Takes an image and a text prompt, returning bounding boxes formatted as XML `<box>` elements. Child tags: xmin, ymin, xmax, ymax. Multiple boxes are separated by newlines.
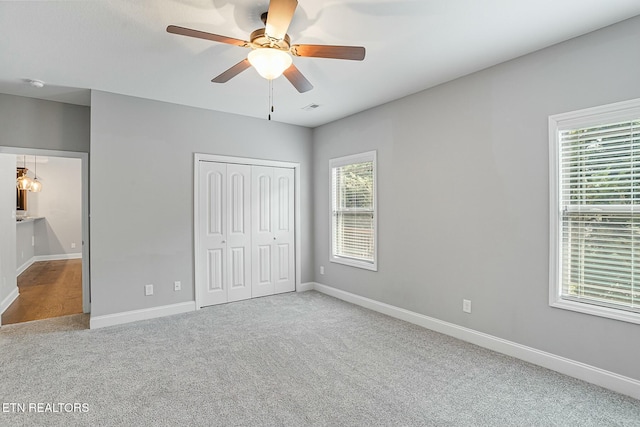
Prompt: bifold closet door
<box><xmin>198</xmin><ymin>161</ymin><xmax>251</xmax><ymax>307</ymax></box>
<box><xmin>251</xmin><ymin>166</ymin><xmax>295</xmax><ymax>297</ymax></box>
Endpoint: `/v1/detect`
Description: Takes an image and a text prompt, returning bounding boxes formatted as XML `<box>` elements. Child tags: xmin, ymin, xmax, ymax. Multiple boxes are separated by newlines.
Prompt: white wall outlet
<box><xmin>145</xmin><ymin>284</ymin><xmax>154</xmax><ymax>296</ymax></box>
<box><xmin>320</xmin><ymin>266</ymin><xmax>325</xmax><ymax>275</ymax></box>
<box><xmin>174</xmin><ymin>281</ymin><xmax>181</xmax><ymax>291</ymax></box>
<box><xmin>32</xmin><ymin>235</ymin><xmax>35</xmax><ymax>246</ymax></box>
<box><xmin>463</xmin><ymin>299</ymin><xmax>472</xmax><ymax>313</ymax></box>
<box><xmin>71</xmin><ymin>242</ymin><xmax>76</xmax><ymax>249</ymax></box>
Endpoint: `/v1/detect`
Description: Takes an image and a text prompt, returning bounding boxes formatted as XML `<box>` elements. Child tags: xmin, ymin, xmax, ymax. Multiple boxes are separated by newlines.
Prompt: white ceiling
<box><xmin>1</xmin><ymin>1</ymin><xmax>639</xmax><ymax>128</ymax></box>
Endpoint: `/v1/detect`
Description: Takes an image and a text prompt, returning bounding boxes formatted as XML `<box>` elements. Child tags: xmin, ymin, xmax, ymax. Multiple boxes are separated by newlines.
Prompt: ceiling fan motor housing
<box><xmin>250</xmin><ymin>28</ymin><xmax>291</xmax><ymax>51</ymax></box>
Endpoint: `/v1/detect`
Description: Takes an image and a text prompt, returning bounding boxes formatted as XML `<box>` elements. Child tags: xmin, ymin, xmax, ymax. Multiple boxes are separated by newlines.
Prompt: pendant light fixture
<box><xmin>16</xmin><ymin>155</ymin><xmax>33</xmax><ymax>190</ymax></box>
<box><xmin>30</xmin><ymin>155</ymin><xmax>42</xmax><ymax>193</ymax></box>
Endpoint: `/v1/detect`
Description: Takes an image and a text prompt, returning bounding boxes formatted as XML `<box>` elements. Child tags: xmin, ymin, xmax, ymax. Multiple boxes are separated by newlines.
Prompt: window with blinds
<box><xmin>550</xmin><ymin>99</ymin><xmax>640</xmax><ymax>324</ymax></box>
<box><xmin>330</xmin><ymin>151</ymin><xmax>377</xmax><ymax>271</ymax></box>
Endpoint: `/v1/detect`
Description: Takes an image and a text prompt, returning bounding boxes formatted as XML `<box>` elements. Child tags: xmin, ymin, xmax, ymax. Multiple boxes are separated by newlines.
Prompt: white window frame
<box><xmin>549</xmin><ymin>98</ymin><xmax>640</xmax><ymax>325</ymax></box>
<box><xmin>330</xmin><ymin>151</ymin><xmax>378</xmax><ymax>271</ymax></box>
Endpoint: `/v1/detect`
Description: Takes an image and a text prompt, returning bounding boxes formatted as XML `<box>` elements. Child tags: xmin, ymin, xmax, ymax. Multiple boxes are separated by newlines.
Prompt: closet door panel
<box><xmin>226</xmin><ymin>164</ymin><xmax>252</xmax><ymax>302</ymax></box>
<box><xmin>273</xmin><ymin>167</ymin><xmax>295</xmax><ymax>294</ymax></box>
<box><xmin>251</xmin><ymin>166</ymin><xmax>275</xmax><ymax>297</ymax></box>
<box><xmin>199</xmin><ymin>162</ymin><xmax>228</xmax><ymax>307</ymax></box>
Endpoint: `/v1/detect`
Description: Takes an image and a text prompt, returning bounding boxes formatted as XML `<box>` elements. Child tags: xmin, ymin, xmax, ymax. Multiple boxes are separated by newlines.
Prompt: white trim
<box><xmin>550</xmin><ymin>98</ymin><xmax>640</xmax><ymax>130</ymax></box>
<box><xmin>34</xmin><ymin>253</ymin><xmax>82</xmax><ymax>262</ymax></box>
<box><xmin>17</xmin><ymin>253</ymin><xmax>83</xmax><ymax>276</ymax></box>
<box><xmin>193</xmin><ymin>153</ymin><xmax>302</xmax><ymax>309</ymax></box>
<box><xmin>17</xmin><ymin>258</ymin><xmax>35</xmax><ymax>276</ymax></box>
<box><xmin>329</xmin><ymin>150</ymin><xmax>378</xmax><ymax>271</ymax></box>
<box><xmin>1</xmin><ymin>287</ymin><xmax>19</xmax><ymax>315</ymax></box>
<box><xmin>89</xmin><ymin>301</ymin><xmax>196</xmax><ymax>329</ymax></box>
<box><xmin>296</xmin><ymin>282</ymin><xmax>315</xmax><ymax>292</ymax></box>
<box><xmin>548</xmin><ymin>99</ymin><xmax>640</xmax><ymax>325</ymax></box>
<box><xmin>311</xmin><ymin>282</ymin><xmax>640</xmax><ymax>400</ymax></box>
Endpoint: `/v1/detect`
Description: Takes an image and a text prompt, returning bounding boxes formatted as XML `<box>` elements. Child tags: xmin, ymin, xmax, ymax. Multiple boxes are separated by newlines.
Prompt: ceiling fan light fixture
<box><xmin>248</xmin><ymin>48</ymin><xmax>292</xmax><ymax>80</ymax></box>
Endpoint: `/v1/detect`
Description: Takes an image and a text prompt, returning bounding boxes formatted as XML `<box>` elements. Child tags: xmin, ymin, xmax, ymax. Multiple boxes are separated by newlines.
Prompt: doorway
<box><xmin>0</xmin><ymin>148</ymin><xmax>90</xmax><ymax>326</ymax></box>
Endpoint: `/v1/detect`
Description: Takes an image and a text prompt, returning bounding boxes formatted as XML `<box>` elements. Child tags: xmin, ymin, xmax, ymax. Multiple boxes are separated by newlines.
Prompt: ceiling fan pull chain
<box><xmin>268</xmin><ymin>79</ymin><xmax>272</xmax><ymax>120</ymax></box>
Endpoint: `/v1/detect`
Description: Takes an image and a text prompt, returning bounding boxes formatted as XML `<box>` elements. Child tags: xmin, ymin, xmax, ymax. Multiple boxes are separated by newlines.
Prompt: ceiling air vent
<box><xmin>302</xmin><ymin>103</ymin><xmax>320</xmax><ymax>111</ymax></box>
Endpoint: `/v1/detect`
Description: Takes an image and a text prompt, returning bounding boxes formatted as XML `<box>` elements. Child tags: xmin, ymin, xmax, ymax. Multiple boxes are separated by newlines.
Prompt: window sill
<box><xmin>550</xmin><ymin>298</ymin><xmax>640</xmax><ymax>325</ymax></box>
<box><xmin>330</xmin><ymin>256</ymin><xmax>377</xmax><ymax>271</ymax></box>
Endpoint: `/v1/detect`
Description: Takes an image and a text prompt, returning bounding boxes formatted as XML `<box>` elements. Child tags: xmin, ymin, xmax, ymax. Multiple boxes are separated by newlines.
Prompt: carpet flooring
<box><xmin>0</xmin><ymin>291</ymin><xmax>638</xmax><ymax>426</ymax></box>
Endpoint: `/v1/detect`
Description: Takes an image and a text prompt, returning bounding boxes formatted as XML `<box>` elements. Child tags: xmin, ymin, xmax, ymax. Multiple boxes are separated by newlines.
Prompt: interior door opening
<box><xmin>0</xmin><ymin>148</ymin><xmax>90</xmax><ymax>327</ymax></box>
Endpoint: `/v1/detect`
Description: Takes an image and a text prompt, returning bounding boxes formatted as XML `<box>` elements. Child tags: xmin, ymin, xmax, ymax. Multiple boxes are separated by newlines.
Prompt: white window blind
<box><xmin>330</xmin><ymin>151</ymin><xmax>377</xmax><ymax>271</ymax></box>
<box><xmin>558</xmin><ymin>115</ymin><xmax>640</xmax><ymax>316</ymax></box>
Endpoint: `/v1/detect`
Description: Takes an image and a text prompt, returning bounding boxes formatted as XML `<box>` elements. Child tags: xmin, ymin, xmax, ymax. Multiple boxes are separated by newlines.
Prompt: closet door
<box><xmin>198</xmin><ymin>161</ymin><xmax>228</xmax><ymax>307</ymax></box>
<box><xmin>272</xmin><ymin>167</ymin><xmax>295</xmax><ymax>294</ymax></box>
<box><xmin>226</xmin><ymin>164</ymin><xmax>252</xmax><ymax>302</ymax></box>
<box><xmin>251</xmin><ymin>166</ymin><xmax>295</xmax><ymax>297</ymax></box>
<box><xmin>198</xmin><ymin>162</ymin><xmax>252</xmax><ymax>307</ymax></box>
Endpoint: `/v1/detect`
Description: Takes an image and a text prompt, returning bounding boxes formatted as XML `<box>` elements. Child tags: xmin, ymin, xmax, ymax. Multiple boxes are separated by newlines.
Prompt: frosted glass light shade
<box><xmin>248</xmin><ymin>48</ymin><xmax>292</xmax><ymax>80</ymax></box>
<box><xmin>30</xmin><ymin>179</ymin><xmax>42</xmax><ymax>193</ymax></box>
<box><xmin>17</xmin><ymin>174</ymin><xmax>33</xmax><ymax>190</ymax></box>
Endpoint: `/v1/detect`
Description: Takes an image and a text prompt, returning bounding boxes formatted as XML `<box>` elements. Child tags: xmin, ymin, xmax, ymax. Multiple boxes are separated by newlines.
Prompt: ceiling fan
<box><xmin>167</xmin><ymin>0</ymin><xmax>365</xmax><ymax>93</ymax></box>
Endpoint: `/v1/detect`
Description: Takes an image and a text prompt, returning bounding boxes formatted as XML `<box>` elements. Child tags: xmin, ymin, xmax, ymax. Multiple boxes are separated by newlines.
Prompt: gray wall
<box><xmin>0</xmin><ymin>154</ymin><xmax>17</xmax><ymax>320</ymax></box>
<box><xmin>90</xmin><ymin>91</ymin><xmax>313</xmax><ymax>317</ymax></box>
<box><xmin>30</xmin><ymin>157</ymin><xmax>83</xmax><ymax>257</ymax></box>
<box><xmin>312</xmin><ymin>16</ymin><xmax>640</xmax><ymax>381</ymax></box>
<box><xmin>0</xmin><ymin>94</ymin><xmax>90</xmax><ymax>153</ymax></box>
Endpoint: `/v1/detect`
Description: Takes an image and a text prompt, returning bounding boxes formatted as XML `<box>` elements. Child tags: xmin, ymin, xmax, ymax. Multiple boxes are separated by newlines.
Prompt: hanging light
<box><xmin>247</xmin><ymin>48</ymin><xmax>292</xmax><ymax>80</ymax></box>
<box><xmin>30</xmin><ymin>155</ymin><xmax>42</xmax><ymax>193</ymax></box>
<box><xmin>16</xmin><ymin>155</ymin><xmax>33</xmax><ymax>190</ymax></box>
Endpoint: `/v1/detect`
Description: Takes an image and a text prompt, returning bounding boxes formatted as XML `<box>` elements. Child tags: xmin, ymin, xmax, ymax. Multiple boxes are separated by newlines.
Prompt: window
<box><xmin>330</xmin><ymin>151</ymin><xmax>377</xmax><ymax>271</ymax></box>
<box><xmin>550</xmin><ymin>99</ymin><xmax>640</xmax><ymax>324</ymax></box>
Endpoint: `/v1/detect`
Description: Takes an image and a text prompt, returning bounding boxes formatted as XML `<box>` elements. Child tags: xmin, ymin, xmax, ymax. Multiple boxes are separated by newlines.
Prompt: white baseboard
<box><xmin>17</xmin><ymin>258</ymin><xmax>35</xmax><ymax>276</ymax></box>
<box><xmin>311</xmin><ymin>282</ymin><xmax>640</xmax><ymax>400</ymax></box>
<box><xmin>17</xmin><ymin>253</ymin><xmax>83</xmax><ymax>276</ymax></box>
<box><xmin>34</xmin><ymin>253</ymin><xmax>82</xmax><ymax>262</ymax></box>
<box><xmin>90</xmin><ymin>301</ymin><xmax>196</xmax><ymax>329</ymax></box>
<box><xmin>297</xmin><ymin>282</ymin><xmax>315</xmax><ymax>292</ymax></box>
<box><xmin>1</xmin><ymin>287</ymin><xmax>19</xmax><ymax>315</ymax></box>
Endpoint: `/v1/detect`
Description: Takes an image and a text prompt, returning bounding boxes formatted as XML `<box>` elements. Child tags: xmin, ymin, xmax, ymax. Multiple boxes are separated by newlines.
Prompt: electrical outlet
<box><xmin>71</xmin><ymin>242</ymin><xmax>76</xmax><ymax>249</ymax></box>
<box><xmin>145</xmin><ymin>284</ymin><xmax>154</xmax><ymax>296</ymax></box>
<box><xmin>174</xmin><ymin>281</ymin><xmax>181</xmax><ymax>291</ymax></box>
<box><xmin>463</xmin><ymin>299</ymin><xmax>472</xmax><ymax>313</ymax></box>
<box><xmin>320</xmin><ymin>266</ymin><xmax>325</xmax><ymax>275</ymax></box>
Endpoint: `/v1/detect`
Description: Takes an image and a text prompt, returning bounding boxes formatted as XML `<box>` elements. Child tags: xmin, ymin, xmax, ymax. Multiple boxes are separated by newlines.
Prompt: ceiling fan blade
<box><xmin>265</xmin><ymin>0</ymin><xmax>298</xmax><ymax>40</ymax></box>
<box><xmin>283</xmin><ymin>64</ymin><xmax>313</xmax><ymax>93</ymax></box>
<box><xmin>291</xmin><ymin>44</ymin><xmax>365</xmax><ymax>61</ymax></box>
<box><xmin>167</xmin><ymin>25</ymin><xmax>250</xmax><ymax>47</ymax></box>
<box><xmin>212</xmin><ymin>59</ymin><xmax>252</xmax><ymax>83</ymax></box>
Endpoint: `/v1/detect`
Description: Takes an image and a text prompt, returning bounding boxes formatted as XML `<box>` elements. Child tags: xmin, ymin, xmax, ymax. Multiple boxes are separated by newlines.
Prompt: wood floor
<box><xmin>1</xmin><ymin>259</ymin><xmax>83</xmax><ymax>325</ymax></box>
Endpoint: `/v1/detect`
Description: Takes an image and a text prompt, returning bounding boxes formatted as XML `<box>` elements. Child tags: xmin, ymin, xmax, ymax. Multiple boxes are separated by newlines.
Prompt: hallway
<box><xmin>1</xmin><ymin>259</ymin><xmax>82</xmax><ymax>325</ymax></box>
